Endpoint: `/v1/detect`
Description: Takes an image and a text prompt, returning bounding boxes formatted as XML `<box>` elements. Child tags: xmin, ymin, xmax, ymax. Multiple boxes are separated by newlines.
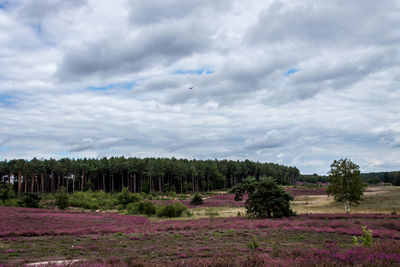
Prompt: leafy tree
<box><xmin>231</xmin><ymin>177</ymin><xmax>295</xmax><ymax>218</ymax></box>
<box><xmin>327</xmin><ymin>158</ymin><xmax>367</xmax><ymax>213</ymax></box>
<box><xmin>55</xmin><ymin>186</ymin><xmax>69</xmax><ymax>210</ymax></box>
<box><xmin>118</xmin><ymin>187</ymin><xmax>140</xmax><ymax>207</ymax></box>
<box><xmin>0</xmin><ymin>184</ymin><xmax>14</xmax><ymax>203</ymax></box>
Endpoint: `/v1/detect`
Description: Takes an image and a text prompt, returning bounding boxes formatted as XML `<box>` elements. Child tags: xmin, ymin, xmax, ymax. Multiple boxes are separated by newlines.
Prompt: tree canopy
<box><xmin>0</xmin><ymin>157</ymin><xmax>300</xmax><ymax>196</ymax></box>
<box><xmin>327</xmin><ymin>158</ymin><xmax>367</xmax><ymax>213</ymax></box>
<box><xmin>231</xmin><ymin>176</ymin><xmax>295</xmax><ymax>218</ymax></box>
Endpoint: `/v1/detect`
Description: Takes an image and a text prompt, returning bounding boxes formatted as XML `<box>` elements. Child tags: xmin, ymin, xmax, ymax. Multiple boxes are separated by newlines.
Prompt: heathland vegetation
<box><xmin>0</xmin><ymin>157</ymin><xmax>399</xmax><ymax>266</ymax></box>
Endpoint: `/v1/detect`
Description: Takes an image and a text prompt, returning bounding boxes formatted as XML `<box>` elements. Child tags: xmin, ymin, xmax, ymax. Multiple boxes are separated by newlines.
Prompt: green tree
<box><xmin>55</xmin><ymin>186</ymin><xmax>69</xmax><ymax>210</ymax></box>
<box><xmin>231</xmin><ymin>176</ymin><xmax>295</xmax><ymax>218</ymax></box>
<box><xmin>327</xmin><ymin>158</ymin><xmax>367</xmax><ymax>214</ymax></box>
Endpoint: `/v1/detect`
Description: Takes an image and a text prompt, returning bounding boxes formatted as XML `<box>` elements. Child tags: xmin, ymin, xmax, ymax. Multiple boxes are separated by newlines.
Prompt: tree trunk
<box><xmin>81</xmin><ymin>171</ymin><xmax>85</xmax><ymax>191</ymax></box>
<box><xmin>31</xmin><ymin>174</ymin><xmax>34</xmax><ymax>193</ymax></box>
<box><xmin>133</xmin><ymin>174</ymin><xmax>137</xmax><ymax>193</ymax></box>
<box><xmin>35</xmin><ymin>177</ymin><xmax>39</xmax><ymax>193</ymax></box>
<box><xmin>17</xmin><ymin>171</ymin><xmax>22</xmax><ymax>198</ymax></box>
<box><xmin>102</xmin><ymin>173</ymin><xmax>106</xmax><ymax>192</ymax></box>
<box><xmin>24</xmin><ymin>173</ymin><xmax>27</xmax><ymax>193</ymax></box>
<box><xmin>192</xmin><ymin>174</ymin><xmax>194</xmax><ymax>193</ymax></box>
<box><xmin>51</xmin><ymin>171</ymin><xmax>55</xmax><ymax>193</ymax></box>
<box><xmin>40</xmin><ymin>173</ymin><xmax>44</xmax><ymax>193</ymax></box>
<box><xmin>344</xmin><ymin>201</ymin><xmax>350</xmax><ymax>214</ymax></box>
<box><xmin>57</xmin><ymin>173</ymin><xmax>61</xmax><ymax>191</ymax></box>
<box><xmin>111</xmin><ymin>174</ymin><xmax>114</xmax><ymax>192</ymax></box>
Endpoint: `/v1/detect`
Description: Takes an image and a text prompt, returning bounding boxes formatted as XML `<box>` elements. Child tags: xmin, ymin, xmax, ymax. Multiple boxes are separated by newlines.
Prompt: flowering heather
<box><xmin>0</xmin><ymin>206</ymin><xmax>149</xmax><ymax>237</ymax></box>
<box><xmin>1</xmin><ymin>207</ymin><xmax>400</xmax><ymax>266</ymax></box>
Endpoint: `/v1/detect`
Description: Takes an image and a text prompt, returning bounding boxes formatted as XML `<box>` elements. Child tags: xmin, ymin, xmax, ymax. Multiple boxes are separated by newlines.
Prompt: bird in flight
<box><xmin>188</xmin><ymin>87</ymin><xmax>194</xmax><ymax>89</ymax></box>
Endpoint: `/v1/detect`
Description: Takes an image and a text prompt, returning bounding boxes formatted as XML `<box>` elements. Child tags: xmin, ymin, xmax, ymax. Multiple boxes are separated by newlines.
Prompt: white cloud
<box><xmin>0</xmin><ymin>0</ymin><xmax>399</xmax><ymax>174</ymax></box>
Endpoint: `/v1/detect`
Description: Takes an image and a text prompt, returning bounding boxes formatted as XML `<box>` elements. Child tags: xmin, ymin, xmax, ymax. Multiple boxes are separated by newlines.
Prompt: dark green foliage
<box><xmin>0</xmin><ymin>185</ymin><xmax>14</xmax><ymax>203</ymax></box>
<box><xmin>118</xmin><ymin>187</ymin><xmax>141</xmax><ymax>207</ymax></box>
<box><xmin>1</xmin><ymin>157</ymin><xmax>301</xmax><ymax>196</ymax></box>
<box><xmin>18</xmin><ymin>193</ymin><xmax>41</xmax><ymax>208</ymax></box>
<box><xmin>84</xmin><ymin>180</ymin><xmax>94</xmax><ymax>191</ymax></box>
<box><xmin>231</xmin><ymin>176</ymin><xmax>295</xmax><ymax>218</ymax></box>
<box><xmin>156</xmin><ymin>202</ymin><xmax>187</xmax><ymax>218</ymax></box>
<box><xmin>327</xmin><ymin>158</ymin><xmax>367</xmax><ymax>213</ymax></box>
<box><xmin>126</xmin><ymin>201</ymin><xmax>157</xmax><ymax>216</ymax></box>
<box><xmin>190</xmin><ymin>193</ymin><xmax>203</xmax><ymax>205</ymax></box>
<box><xmin>55</xmin><ymin>186</ymin><xmax>69</xmax><ymax>210</ymax></box>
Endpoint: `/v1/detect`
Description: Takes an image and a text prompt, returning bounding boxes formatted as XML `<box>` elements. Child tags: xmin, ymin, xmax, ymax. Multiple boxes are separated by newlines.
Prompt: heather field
<box><xmin>1</xmin><ymin>187</ymin><xmax>400</xmax><ymax>266</ymax></box>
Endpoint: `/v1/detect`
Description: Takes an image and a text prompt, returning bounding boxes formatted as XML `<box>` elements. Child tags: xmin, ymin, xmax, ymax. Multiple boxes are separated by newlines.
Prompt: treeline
<box><xmin>299</xmin><ymin>171</ymin><xmax>400</xmax><ymax>186</ymax></box>
<box><xmin>361</xmin><ymin>171</ymin><xmax>400</xmax><ymax>185</ymax></box>
<box><xmin>0</xmin><ymin>157</ymin><xmax>300</xmax><ymax>196</ymax></box>
<box><xmin>298</xmin><ymin>174</ymin><xmax>328</xmax><ymax>184</ymax></box>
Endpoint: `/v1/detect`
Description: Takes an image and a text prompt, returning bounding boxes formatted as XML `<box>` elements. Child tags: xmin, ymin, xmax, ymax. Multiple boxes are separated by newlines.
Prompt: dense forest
<box><xmin>299</xmin><ymin>172</ymin><xmax>400</xmax><ymax>186</ymax></box>
<box><xmin>361</xmin><ymin>171</ymin><xmax>400</xmax><ymax>185</ymax></box>
<box><xmin>0</xmin><ymin>157</ymin><xmax>300</xmax><ymax>196</ymax></box>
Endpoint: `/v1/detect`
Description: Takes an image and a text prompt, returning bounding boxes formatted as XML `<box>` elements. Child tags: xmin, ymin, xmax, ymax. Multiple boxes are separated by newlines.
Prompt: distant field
<box><xmin>1</xmin><ymin>186</ymin><xmax>400</xmax><ymax>266</ymax></box>
<box><xmin>291</xmin><ymin>186</ymin><xmax>400</xmax><ymax>214</ymax></box>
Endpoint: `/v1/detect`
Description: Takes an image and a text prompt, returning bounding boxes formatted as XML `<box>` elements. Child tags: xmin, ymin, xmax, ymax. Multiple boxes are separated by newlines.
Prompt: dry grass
<box><xmin>292</xmin><ymin>185</ymin><xmax>400</xmax><ymax>214</ymax></box>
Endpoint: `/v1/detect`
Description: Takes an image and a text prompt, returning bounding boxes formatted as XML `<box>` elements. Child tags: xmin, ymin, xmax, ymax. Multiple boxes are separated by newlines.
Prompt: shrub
<box><xmin>0</xmin><ymin>185</ymin><xmax>14</xmax><ymax>203</ymax></box>
<box><xmin>157</xmin><ymin>202</ymin><xmax>187</xmax><ymax>218</ymax></box>
<box><xmin>18</xmin><ymin>193</ymin><xmax>41</xmax><ymax>208</ymax></box>
<box><xmin>55</xmin><ymin>186</ymin><xmax>69</xmax><ymax>210</ymax></box>
<box><xmin>247</xmin><ymin>237</ymin><xmax>259</xmax><ymax>250</ymax></box>
<box><xmin>118</xmin><ymin>187</ymin><xmax>141</xmax><ymax>207</ymax></box>
<box><xmin>190</xmin><ymin>193</ymin><xmax>203</xmax><ymax>205</ymax></box>
<box><xmin>127</xmin><ymin>201</ymin><xmax>156</xmax><ymax>216</ymax></box>
<box><xmin>353</xmin><ymin>226</ymin><xmax>373</xmax><ymax>247</ymax></box>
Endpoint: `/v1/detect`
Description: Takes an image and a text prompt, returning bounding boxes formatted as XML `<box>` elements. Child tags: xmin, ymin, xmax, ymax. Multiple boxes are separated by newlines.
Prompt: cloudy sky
<box><xmin>1</xmin><ymin>0</ymin><xmax>399</xmax><ymax>174</ymax></box>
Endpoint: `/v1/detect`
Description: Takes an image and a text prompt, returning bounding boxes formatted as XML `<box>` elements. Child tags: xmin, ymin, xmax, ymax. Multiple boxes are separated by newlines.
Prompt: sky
<box><xmin>0</xmin><ymin>0</ymin><xmax>399</xmax><ymax>174</ymax></box>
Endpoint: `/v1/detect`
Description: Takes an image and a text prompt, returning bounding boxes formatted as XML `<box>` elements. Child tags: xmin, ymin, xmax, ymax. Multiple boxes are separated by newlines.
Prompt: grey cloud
<box><xmin>244</xmin><ymin>130</ymin><xmax>291</xmax><ymax>149</ymax></box>
<box><xmin>16</xmin><ymin>0</ymin><xmax>87</xmax><ymax>23</ymax></box>
<box><xmin>128</xmin><ymin>0</ymin><xmax>232</xmax><ymax>25</ymax></box>
<box><xmin>69</xmin><ymin>137</ymin><xmax>123</xmax><ymax>152</ymax></box>
<box><xmin>247</xmin><ymin>0</ymin><xmax>400</xmax><ymax>47</ymax></box>
<box><xmin>57</xmin><ymin>21</ymin><xmax>212</xmax><ymax>80</ymax></box>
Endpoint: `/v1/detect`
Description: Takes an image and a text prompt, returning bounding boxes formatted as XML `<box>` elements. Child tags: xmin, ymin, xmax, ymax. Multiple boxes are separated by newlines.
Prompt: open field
<box><xmin>291</xmin><ymin>186</ymin><xmax>400</xmax><ymax>214</ymax></box>
<box><xmin>1</xmin><ymin>186</ymin><xmax>400</xmax><ymax>266</ymax></box>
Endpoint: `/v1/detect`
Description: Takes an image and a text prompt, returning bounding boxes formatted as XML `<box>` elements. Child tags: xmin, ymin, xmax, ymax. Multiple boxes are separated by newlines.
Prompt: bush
<box><xmin>0</xmin><ymin>185</ymin><xmax>14</xmax><ymax>203</ymax></box>
<box><xmin>231</xmin><ymin>176</ymin><xmax>295</xmax><ymax>218</ymax></box>
<box><xmin>55</xmin><ymin>186</ymin><xmax>69</xmax><ymax>210</ymax></box>
<box><xmin>118</xmin><ymin>187</ymin><xmax>141</xmax><ymax>206</ymax></box>
<box><xmin>157</xmin><ymin>202</ymin><xmax>187</xmax><ymax>218</ymax></box>
<box><xmin>18</xmin><ymin>193</ymin><xmax>41</xmax><ymax>208</ymax></box>
<box><xmin>353</xmin><ymin>226</ymin><xmax>373</xmax><ymax>247</ymax></box>
<box><xmin>190</xmin><ymin>193</ymin><xmax>203</xmax><ymax>205</ymax></box>
<box><xmin>126</xmin><ymin>201</ymin><xmax>156</xmax><ymax>216</ymax></box>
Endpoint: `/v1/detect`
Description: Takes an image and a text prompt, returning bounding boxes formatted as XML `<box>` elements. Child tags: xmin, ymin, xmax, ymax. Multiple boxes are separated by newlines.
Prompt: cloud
<box><xmin>0</xmin><ymin>0</ymin><xmax>400</xmax><ymax>174</ymax></box>
<box><xmin>57</xmin><ymin>21</ymin><xmax>213</xmax><ymax>81</ymax></box>
<box><xmin>244</xmin><ymin>130</ymin><xmax>291</xmax><ymax>149</ymax></box>
<box><xmin>69</xmin><ymin>137</ymin><xmax>123</xmax><ymax>152</ymax></box>
<box><xmin>128</xmin><ymin>0</ymin><xmax>232</xmax><ymax>25</ymax></box>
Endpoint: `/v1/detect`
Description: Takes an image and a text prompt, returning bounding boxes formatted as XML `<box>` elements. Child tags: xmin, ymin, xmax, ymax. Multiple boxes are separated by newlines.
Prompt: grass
<box><xmin>291</xmin><ymin>185</ymin><xmax>400</xmax><ymax>214</ymax></box>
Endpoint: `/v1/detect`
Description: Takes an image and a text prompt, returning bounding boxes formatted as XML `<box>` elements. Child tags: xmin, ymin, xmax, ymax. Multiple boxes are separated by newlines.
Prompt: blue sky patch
<box><xmin>284</xmin><ymin>68</ymin><xmax>298</xmax><ymax>77</ymax></box>
<box><xmin>86</xmin><ymin>81</ymin><xmax>137</xmax><ymax>91</ymax></box>
<box><xmin>174</xmin><ymin>68</ymin><xmax>214</xmax><ymax>75</ymax></box>
<box><xmin>0</xmin><ymin>94</ymin><xmax>12</xmax><ymax>105</ymax></box>
<box><xmin>0</xmin><ymin>0</ymin><xmax>10</xmax><ymax>10</ymax></box>
<box><xmin>0</xmin><ymin>147</ymin><xmax>9</xmax><ymax>152</ymax></box>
